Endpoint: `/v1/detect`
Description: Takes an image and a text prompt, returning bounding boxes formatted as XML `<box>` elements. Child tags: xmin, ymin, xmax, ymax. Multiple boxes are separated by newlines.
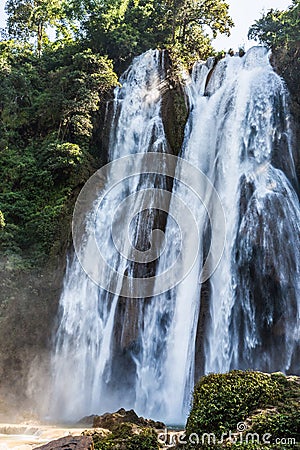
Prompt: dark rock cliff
<box><xmin>271</xmin><ymin>44</ymin><xmax>300</xmax><ymax>184</ymax></box>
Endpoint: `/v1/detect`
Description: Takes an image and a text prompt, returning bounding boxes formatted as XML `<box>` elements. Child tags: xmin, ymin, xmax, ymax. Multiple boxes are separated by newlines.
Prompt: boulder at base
<box><xmin>35</xmin><ymin>435</ymin><xmax>94</xmax><ymax>450</ymax></box>
<box><xmin>92</xmin><ymin>408</ymin><xmax>165</xmax><ymax>430</ymax></box>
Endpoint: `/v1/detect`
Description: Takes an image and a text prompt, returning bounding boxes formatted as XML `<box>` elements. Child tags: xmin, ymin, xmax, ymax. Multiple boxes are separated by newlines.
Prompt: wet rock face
<box><xmin>92</xmin><ymin>408</ymin><xmax>165</xmax><ymax>430</ymax></box>
<box><xmin>271</xmin><ymin>44</ymin><xmax>300</xmax><ymax>184</ymax></box>
<box><xmin>36</xmin><ymin>435</ymin><xmax>94</xmax><ymax>450</ymax></box>
<box><xmin>0</xmin><ymin>258</ymin><xmax>65</xmax><ymax>411</ymax></box>
<box><xmin>77</xmin><ymin>415</ymin><xmax>97</xmax><ymax>427</ymax></box>
<box><xmin>161</xmin><ymin>62</ymin><xmax>189</xmax><ymax>156</ymax></box>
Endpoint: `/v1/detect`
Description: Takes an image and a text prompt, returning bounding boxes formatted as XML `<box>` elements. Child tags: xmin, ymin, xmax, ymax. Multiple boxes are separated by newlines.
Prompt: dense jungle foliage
<box><xmin>0</xmin><ymin>0</ymin><xmax>233</xmax><ymax>266</ymax></box>
<box><xmin>0</xmin><ymin>0</ymin><xmax>299</xmax><ymax>267</ymax></box>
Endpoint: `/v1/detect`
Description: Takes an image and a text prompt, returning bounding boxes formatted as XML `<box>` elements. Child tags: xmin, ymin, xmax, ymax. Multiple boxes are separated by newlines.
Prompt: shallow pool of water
<box><xmin>0</xmin><ymin>423</ymin><xmax>90</xmax><ymax>449</ymax></box>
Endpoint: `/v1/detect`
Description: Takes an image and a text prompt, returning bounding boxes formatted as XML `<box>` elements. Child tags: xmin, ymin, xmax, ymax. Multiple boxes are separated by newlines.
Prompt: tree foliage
<box><xmin>0</xmin><ymin>0</ymin><xmax>233</xmax><ymax>264</ymax></box>
<box><xmin>0</xmin><ymin>39</ymin><xmax>117</xmax><ymax>262</ymax></box>
<box><xmin>248</xmin><ymin>0</ymin><xmax>300</xmax><ymax>48</ymax></box>
<box><xmin>4</xmin><ymin>0</ymin><xmax>233</xmax><ymax>64</ymax></box>
<box><xmin>78</xmin><ymin>0</ymin><xmax>233</xmax><ymax>67</ymax></box>
<box><xmin>4</xmin><ymin>0</ymin><xmax>72</xmax><ymax>55</ymax></box>
<box><xmin>0</xmin><ymin>211</ymin><xmax>5</xmax><ymax>228</ymax></box>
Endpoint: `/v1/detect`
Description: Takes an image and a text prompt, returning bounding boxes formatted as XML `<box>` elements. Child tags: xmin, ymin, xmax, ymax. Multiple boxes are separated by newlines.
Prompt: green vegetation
<box><xmin>184</xmin><ymin>371</ymin><xmax>300</xmax><ymax>449</ymax></box>
<box><xmin>248</xmin><ymin>0</ymin><xmax>299</xmax><ymax>48</ymax></box>
<box><xmin>4</xmin><ymin>0</ymin><xmax>234</xmax><ymax>67</ymax></box>
<box><xmin>0</xmin><ymin>0</ymin><xmax>234</xmax><ymax>267</ymax></box>
<box><xmin>79</xmin><ymin>0</ymin><xmax>233</xmax><ymax>68</ymax></box>
<box><xmin>0</xmin><ymin>39</ymin><xmax>117</xmax><ymax>264</ymax></box>
<box><xmin>5</xmin><ymin>0</ymin><xmax>72</xmax><ymax>56</ymax></box>
<box><xmin>90</xmin><ymin>423</ymin><xmax>159</xmax><ymax>450</ymax></box>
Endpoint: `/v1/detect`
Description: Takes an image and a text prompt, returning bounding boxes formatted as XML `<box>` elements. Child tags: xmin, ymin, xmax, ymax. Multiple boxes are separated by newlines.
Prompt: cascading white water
<box><xmin>50</xmin><ymin>46</ymin><xmax>300</xmax><ymax>424</ymax></box>
<box><xmin>133</xmin><ymin>61</ymin><xmax>213</xmax><ymax>424</ymax></box>
<box><xmin>50</xmin><ymin>49</ymin><xmax>170</xmax><ymax>420</ymax></box>
<box><xmin>202</xmin><ymin>47</ymin><xmax>300</xmax><ymax>374</ymax></box>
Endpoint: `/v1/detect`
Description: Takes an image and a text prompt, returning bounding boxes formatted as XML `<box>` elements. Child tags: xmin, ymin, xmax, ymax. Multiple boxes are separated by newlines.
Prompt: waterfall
<box><xmin>133</xmin><ymin>60</ymin><xmax>214</xmax><ymax>423</ymax></box>
<box><xmin>50</xmin><ymin>47</ymin><xmax>300</xmax><ymax>424</ymax></box>
<box><xmin>202</xmin><ymin>47</ymin><xmax>300</xmax><ymax>375</ymax></box>
<box><xmin>50</xmin><ymin>49</ymin><xmax>171</xmax><ymax>420</ymax></box>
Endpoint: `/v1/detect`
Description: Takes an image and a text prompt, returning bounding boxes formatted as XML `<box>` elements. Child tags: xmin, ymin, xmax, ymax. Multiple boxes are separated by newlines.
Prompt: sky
<box><xmin>0</xmin><ymin>0</ymin><xmax>294</xmax><ymax>50</ymax></box>
<box><xmin>213</xmin><ymin>0</ymin><xmax>293</xmax><ymax>50</ymax></box>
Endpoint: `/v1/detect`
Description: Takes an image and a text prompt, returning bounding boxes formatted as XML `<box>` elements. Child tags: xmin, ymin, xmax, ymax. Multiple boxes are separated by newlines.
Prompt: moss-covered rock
<box><xmin>86</xmin><ymin>422</ymin><xmax>160</xmax><ymax>450</ymax></box>
<box><xmin>161</xmin><ymin>53</ymin><xmax>189</xmax><ymax>157</ymax></box>
<box><xmin>184</xmin><ymin>371</ymin><xmax>300</xmax><ymax>449</ymax></box>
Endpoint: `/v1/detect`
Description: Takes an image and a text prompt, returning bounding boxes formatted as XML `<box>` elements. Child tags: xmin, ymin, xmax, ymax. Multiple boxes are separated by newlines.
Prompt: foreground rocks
<box><xmin>38</xmin><ymin>409</ymin><xmax>164</xmax><ymax>450</ymax></box>
<box><xmin>84</xmin><ymin>422</ymin><xmax>160</xmax><ymax>450</ymax></box>
<box><xmin>92</xmin><ymin>407</ymin><xmax>165</xmax><ymax>430</ymax></box>
<box><xmin>81</xmin><ymin>408</ymin><xmax>165</xmax><ymax>450</ymax></box>
<box><xmin>35</xmin><ymin>435</ymin><xmax>94</xmax><ymax>450</ymax></box>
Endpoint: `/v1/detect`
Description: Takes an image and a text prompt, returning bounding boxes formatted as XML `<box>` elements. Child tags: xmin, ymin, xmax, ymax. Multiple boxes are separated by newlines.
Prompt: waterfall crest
<box><xmin>50</xmin><ymin>47</ymin><xmax>300</xmax><ymax>424</ymax></box>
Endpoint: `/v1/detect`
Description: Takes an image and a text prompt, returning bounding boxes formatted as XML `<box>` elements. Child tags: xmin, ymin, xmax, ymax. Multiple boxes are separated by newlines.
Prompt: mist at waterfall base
<box><xmin>48</xmin><ymin>47</ymin><xmax>300</xmax><ymax>425</ymax></box>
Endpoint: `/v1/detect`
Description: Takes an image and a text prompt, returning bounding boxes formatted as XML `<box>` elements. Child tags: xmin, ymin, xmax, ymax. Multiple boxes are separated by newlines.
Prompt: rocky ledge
<box><xmin>34</xmin><ymin>409</ymin><xmax>164</xmax><ymax>450</ymax></box>
<box><xmin>36</xmin><ymin>435</ymin><xmax>94</xmax><ymax>450</ymax></box>
<box><xmin>91</xmin><ymin>407</ymin><xmax>165</xmax><ymax>430</ymax></box>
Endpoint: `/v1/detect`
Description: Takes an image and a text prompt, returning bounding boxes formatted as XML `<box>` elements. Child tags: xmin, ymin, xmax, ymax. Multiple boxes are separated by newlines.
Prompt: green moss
<box><xmin>161</xmin><ymin>73</ymin><xmax>188</xmax><ymax>157</ymax></box>
<box><xmin>187</xmin><ymin>371</ymin><xmax>282</xmax><ymax>438</ymax></box>
<box><xmin>184</xmin><ymin>371</ymin><xmax>300</xmax><ymax>449</ymax></box>
<box><xmin>92</xmin><ymin>423</ymin><xmax>159</xmax><ymax>450</ymax></box>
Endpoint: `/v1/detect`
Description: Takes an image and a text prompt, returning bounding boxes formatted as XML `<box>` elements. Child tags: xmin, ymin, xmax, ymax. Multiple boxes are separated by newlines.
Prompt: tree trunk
<box><xmin>172</xmin><ymin>0</ymin><xmax>176</xmax><ymax>44</ymax></box>
<box><xmin>37</xmin><ymin>21</ymin><xmax>43</xmax><ymax>57</ymax></box>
